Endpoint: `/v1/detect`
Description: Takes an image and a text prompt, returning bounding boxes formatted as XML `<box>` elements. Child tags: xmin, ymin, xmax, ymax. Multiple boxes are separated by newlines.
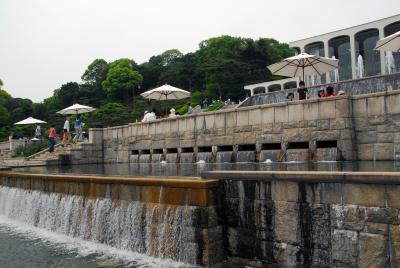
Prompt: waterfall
<box><xmin>236</xmin><ymin>151</ymin><xmax>255</xmax><ymax>163</ymax></box>
<box><xmin>356</xmin><ymin>54</ymin><xmax>364</xmax><ymax>78</ymax></box>
<box><xmin>385</xmin><ymin>51</ymin><xmax>396</xmax><ymax>74</ymax></box>
<box><xmin>0</xmin><ymin>185</ymin><xmax>194</xmax><ymax>265</ymax></box>
<box><xmin>331</xmin><ymin>56</ymin><xmax>339</xmax><ymax>82</ymax></box>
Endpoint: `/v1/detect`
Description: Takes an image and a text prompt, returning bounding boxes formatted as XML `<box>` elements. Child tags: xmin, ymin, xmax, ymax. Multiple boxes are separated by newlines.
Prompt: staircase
<box><xmin>26</xmin><ymin>143</ymin><xmax>82</xmax><ymax>166</ymax></box>
<box><xmin>0</xmin><ymin>149</ymin><xmax>12</xmax><ymax>159</ymax></box>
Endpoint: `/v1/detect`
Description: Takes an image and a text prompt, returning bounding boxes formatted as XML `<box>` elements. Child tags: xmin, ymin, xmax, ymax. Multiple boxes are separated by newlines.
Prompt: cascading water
<box><xmin>385</xmin><ymin>51</ymin><xmax>396</xmax><ymax>74</ymax></box>
<box><xmin>356</xmin><ymin>54</ymin><xmax>364</xmax><ymax>78</ymax></box>
<box><xmin>236</xmin><ymin>151</ymin><xmax>255</xmax><ymax>163</ymax></box>
<box><xmin>0</xmin><ymin>185</ymin><xmax>195</xmax><ymax>266</ymax></box>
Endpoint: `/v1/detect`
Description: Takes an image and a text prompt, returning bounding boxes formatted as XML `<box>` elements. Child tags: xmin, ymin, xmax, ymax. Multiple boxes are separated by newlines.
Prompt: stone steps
<box><xmin>26</xmin><ymin>143</ymin><xmax>82</xmax><ymax>165</ymax></box>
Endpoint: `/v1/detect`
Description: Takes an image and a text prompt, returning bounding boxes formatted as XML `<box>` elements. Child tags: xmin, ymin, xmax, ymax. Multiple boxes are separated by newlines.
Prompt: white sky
<box><xmin>0</xmin><ymin>0</ymin><xmax>399</xmax><ymax>102</ymax></box>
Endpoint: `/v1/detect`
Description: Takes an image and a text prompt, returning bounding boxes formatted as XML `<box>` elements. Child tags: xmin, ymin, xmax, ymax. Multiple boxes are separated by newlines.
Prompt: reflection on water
<box><xmin>16</xmin><ymin>161</ymin><xmax>400</xmax><ymax>177</ymax></box>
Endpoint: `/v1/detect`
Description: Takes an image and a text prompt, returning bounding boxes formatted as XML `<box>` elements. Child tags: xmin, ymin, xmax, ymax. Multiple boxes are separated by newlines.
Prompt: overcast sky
<box><xmin>0</xmin><ymin>0</ymin><xmax>399</xmax><ymax>102</ymax></box>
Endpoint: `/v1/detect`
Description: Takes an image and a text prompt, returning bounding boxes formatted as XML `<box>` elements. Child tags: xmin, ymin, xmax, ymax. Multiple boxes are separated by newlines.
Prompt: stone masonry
<box><xmin>76</xmin><ymin>89</ymin><xmax>400</xmax><ymax>164</ymax></box>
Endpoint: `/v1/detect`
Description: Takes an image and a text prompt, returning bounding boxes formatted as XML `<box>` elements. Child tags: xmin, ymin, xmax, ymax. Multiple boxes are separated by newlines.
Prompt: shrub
<box><xmin>13</xmin><ymin>140</ymin><xmax>48</xmax><ymax>157</ymax></box>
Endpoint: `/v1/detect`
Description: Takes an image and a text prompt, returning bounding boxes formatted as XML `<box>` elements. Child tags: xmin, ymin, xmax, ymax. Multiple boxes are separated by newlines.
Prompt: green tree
<box><xmin>56</xmin><ymin>82</ymin><xmax>80</xmax><ymax>107</ymax></box>
<box><xmin>81</xmin><ymin>59</ymin><xmax>109</xmax><ymax>85</ymax></box>
<box><xmin>102</xmin><ymin>59</ymin><xmax>143</xmax><ymax>101</ymax></box>
<box><xmin>86</xmin><ymin>102</ymin><xmax>132</xmax><ymax>127</ymax></box>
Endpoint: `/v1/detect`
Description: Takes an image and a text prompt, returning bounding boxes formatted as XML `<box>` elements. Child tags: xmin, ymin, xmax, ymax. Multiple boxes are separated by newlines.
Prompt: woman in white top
<box><xmin>62</xmin><ymin>116</ymin><xmax>70</xmax><ymax>145</ymax></box>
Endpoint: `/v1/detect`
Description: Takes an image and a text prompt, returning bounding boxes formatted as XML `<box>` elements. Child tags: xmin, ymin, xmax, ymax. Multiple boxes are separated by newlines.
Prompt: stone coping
<box><xmin>0</xmin><ymin>171</ymin><xmax>220</xmax><ymax>189</ymax></box>
<box><xmin>201</xmin><ymin>170</ymin><xmax>400</xmax><ymax>184</ymax></box>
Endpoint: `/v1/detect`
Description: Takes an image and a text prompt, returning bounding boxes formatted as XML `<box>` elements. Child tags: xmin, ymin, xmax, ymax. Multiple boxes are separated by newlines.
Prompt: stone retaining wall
<box><xmin>203</xmin><ymin>171</ymin><xmax>400</xmax><ymax>267</ymax></box>
<box><xmin>78</xmin><ymin>89</ymin><xmax>400</xmax><ymax>164</ymax></box>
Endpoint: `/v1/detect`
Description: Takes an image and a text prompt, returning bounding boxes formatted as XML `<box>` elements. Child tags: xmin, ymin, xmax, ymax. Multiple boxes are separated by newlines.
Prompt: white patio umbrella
<box><xmin>140</xmin><ymin>84</ymin><xmax>190</xmax><ymax>101</ymax></box>
<box><xmin>375</xmin><ymin>30</ymin><xmax>400</xmax><ymax>52</ymax></box>
<box><xmin>267</xmin><ymin>52</ymin><xmax>339</xmax><ymax>82</ymax></box>
<box><xmin>14</xmin><ymin>117</ymin><xmax>47</xmax><ymax>125</ymax></box>
<box><xmin>57</xmin><ymin>103</ymin><xmax>96</xmax><ymax>115</ymax></box>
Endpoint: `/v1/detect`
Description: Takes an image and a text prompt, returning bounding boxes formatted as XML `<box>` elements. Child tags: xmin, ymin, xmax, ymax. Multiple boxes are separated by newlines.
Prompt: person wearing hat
<box><xmin>169</xmin><ymin>108</ymin><xmax>178</xmax><ymax>119</ymax></box>
<box><xmin>142</xmin><ymin>110</ymin><xmax>152</xmax><ymax>122</ymax></box>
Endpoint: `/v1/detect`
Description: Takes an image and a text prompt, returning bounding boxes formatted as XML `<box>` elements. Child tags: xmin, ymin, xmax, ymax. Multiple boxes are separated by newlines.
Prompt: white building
<box><xmin>245</xmin><ymin>14</ymin><xmax>400</xmax><ymax>96</ymax></box>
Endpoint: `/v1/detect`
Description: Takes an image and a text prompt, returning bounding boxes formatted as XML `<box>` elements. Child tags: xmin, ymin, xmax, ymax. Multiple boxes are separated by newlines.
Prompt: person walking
<box><xmin>48</xmin><ymin>125</ymin><xmax>56</xmax><ymax>152</ymax></box>
<box><xmin>34</xmin><ymin>124</ymin><xmax>42</xmax><ymax>139</ymax></box>
<box><xmin>62</xmin><ymin>116</ymin><xmax>70</xmax><ymax>145</ymax></box>
<box><xmin>73</xmin><ymin>115</ymin><xmax>82</xmax><ymax>143</ymax></box>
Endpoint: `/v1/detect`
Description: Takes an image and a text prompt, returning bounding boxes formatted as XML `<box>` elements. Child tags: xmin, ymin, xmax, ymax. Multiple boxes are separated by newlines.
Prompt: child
<box><xmin>297</xmin><ymin>81</ymin><xmax>309</xmax><ymax>100</ymax></box>
<box><xmin>48</xmin><ymin>125</ymin><xmax>56</xmax><ymax>152</ymax></box>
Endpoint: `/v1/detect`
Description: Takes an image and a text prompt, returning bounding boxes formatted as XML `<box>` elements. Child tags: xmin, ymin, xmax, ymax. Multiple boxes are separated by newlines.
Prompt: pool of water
<box><xmin>14</xmin><ymin>161</ymin><xmax>400</xmax><ymax>177</ymax></box>
<box><xmin>0</xmin><ymin>217</ymin><xmax>194</xmax><ymax>268</ymax></box>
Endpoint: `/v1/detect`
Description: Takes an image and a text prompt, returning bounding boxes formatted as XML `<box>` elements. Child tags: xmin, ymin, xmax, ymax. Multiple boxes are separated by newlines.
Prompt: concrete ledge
<box><xmin>201</xmin><ymin>170</ymin><xmax>400</xmax><ymax>185</ymax></box>
<box><xmin>0</xmin><ymin>171</ymin><xmax>219</xmax><ymax>189</ymax></box>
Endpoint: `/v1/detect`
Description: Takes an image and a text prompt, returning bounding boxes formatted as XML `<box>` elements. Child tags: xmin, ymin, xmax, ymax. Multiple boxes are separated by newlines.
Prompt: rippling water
<box><xmin>16</xmin><ymin>161</ymin><xmax>400</xmax><ymax>177</ymax></box>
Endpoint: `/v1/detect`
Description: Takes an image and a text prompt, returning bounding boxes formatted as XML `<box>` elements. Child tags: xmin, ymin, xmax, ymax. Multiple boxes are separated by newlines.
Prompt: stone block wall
<box><xmin>353</xmin><ymin>91</ymin><xmax>400</xmax><ymax>160</ymax></box>
<box><xmin>203</xmin><ymin>171</ymin><xmax>400</xmax><ymax>267</ymax></box>
<box><xmin>75</xmin><ymin>89</ymin><xmax>400</xmax><ymax>164</ymax></box>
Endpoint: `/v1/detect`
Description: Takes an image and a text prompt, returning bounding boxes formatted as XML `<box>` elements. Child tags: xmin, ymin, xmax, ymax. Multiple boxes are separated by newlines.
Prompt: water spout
<box><xmin>385</xmin><ymin>51</ymin><xmax>396</xmax><ymax>74</ymax></box>
<box><xmin>356</xmin><ymin>54</ymin><xmax>364</xmax><ymax>78</ymax></box>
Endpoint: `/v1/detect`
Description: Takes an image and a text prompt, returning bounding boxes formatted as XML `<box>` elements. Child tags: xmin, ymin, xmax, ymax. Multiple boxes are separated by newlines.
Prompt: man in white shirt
<box><xmin>62</xmin><ymin>116</ymin><xmax>70</xmax><ymax>145</ymax></box>
<box><xmin>142</xmin><ymin>110</ymin><xmax>157</xmax><ymax>122</ymax></box>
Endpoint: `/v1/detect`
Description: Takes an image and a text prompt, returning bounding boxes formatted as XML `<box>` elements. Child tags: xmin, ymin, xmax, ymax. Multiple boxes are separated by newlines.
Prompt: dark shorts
<box><xmin>64</xmin><ymin>129</ymin><xmax>68</xmax><ymax>133</ymax></box>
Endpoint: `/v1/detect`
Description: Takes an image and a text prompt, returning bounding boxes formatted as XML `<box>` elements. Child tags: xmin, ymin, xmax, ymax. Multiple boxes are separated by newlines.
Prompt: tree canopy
<box><xmin>0</xmin><ymin>35</ymin><xmax>292</xmax><ymax>140</ymax></box>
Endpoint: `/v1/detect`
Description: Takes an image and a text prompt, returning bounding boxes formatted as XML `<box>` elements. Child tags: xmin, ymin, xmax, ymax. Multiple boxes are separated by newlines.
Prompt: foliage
<box><xmin>13</xmin><ymin>140</ymin><xmax>48</xmax><ymax>157</ymax></box>
<box><xmin>0</xmin><ymin>35</ymin><xmax>292</xmax><ymax>141</ymax></box>
<box><xmin>102</xmin><ymin>59</ymin><xmax>143</xmax><ymax>100</ymax></box>
<box><xmin>85</xmin><ymin>103</ymin><xmax>133</xmax><ymax>127</ymax></box>
<box><xmin>204</xmin><ymin>101</ymin><xmax>225</xmax><ymax>112</ymax></box>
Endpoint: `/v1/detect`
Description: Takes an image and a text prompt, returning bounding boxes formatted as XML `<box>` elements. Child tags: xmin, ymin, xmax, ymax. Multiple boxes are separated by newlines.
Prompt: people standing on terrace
<box><xmin>286</xmin><ymin>92</ymin><xmax>295</xmax><ymax>102</ymax></box>
<box><xmin>297</xmin><ymin>81</ymin><xmax>309</xmax><ymax>100</ymax></box>
<box><xmin>326</xmin><ymin>86</ymin><xmax>335</xmax><ymax>97</ymax></box>
<box><xmin>318</xmin><ymin>90</ymin><xmax>326</xmax><ymax>98</ymax></box>
<box><xmin>142</xmin><ymin>110</ymin><xmax>156</xmax><ymax>122</ymax></box>
<box><xmin>169</xmin><ymin>108</ymin><xmax>178</xmax><ymax>119</ymax></box>
<box><xmin>187</xmin><ymin>103</ymin><xmax>193</xmax><ymax>114</ymax></box>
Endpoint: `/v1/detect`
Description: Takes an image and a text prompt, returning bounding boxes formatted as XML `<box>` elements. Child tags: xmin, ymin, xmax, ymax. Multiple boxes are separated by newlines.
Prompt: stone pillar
<box><xmin>89</xmin><ymin>128</ymin><xmax>103</xmax><ymax>145</ymax></box>
<box><xmin>324</xmin><ymin>40</ymin><xmax>331</xmax><ymax>83</ymax></box>
<box><xmin>350</xmin><ymin>34</ymin><xmax>357</xmax><ymax>79</ymax></box>
<box><xmin>378</xmin><ymin>27</ymin><xmax>386</xmax><ymax>75</ymax></box>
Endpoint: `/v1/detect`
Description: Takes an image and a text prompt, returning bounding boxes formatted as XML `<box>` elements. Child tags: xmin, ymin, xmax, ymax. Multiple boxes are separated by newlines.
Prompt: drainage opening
<box><xmin>198</xmin><ymin>146</ymin><xmax>212</xmax><ymax>153</ymax></box>
<box><xmin>317</xmin><ymin>140</ymin><xmax>337</xmax><ymax>148</ymax></box>
<box><xmin>288</xmin><ymin>142</ymin><xmax>309</xmax><ymax>149</ymax></box>
<box><xmin>140</xmin><ymin>149</ymin><xmax>151</xmax><ymax>155</ymax></box>
<box><xmin>262</xmin><ymin>143</ymin><xmax>282</xmax><ymax>150</ymax></box>
<box><xmin>132</xmin><ymin>150</ymin><xmax>139</xmax><ymax>155</ymax></box>
<box><xmin>152</xmin><ymin>149</ymin><xmax>163</xmax><ymax>154</ymax></box>
<box><xmin>237</xmin><ymin>144</ymin><xmax>256</xmax><ymax>151</ymax></box>
<box><xmin>181</xmin><ymin>147</ymin><xmax>194</xmax><ymax>153</ymax></box>
<box><xmin>166</xmin><ymin>148</ymin><xmax>178</xmax><ymax>154</ymax></box>
<box><xmin>217</xmin><ymin>145</ymin><xmax>233</xmax><ymax>152</ymax></box>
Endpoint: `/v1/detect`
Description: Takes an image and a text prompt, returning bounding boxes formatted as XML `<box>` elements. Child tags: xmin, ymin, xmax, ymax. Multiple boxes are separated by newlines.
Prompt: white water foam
<box><xmin>0</xmin><ymin>186</ymin><xmax>198</xmax><ymax>268</ymax></box>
